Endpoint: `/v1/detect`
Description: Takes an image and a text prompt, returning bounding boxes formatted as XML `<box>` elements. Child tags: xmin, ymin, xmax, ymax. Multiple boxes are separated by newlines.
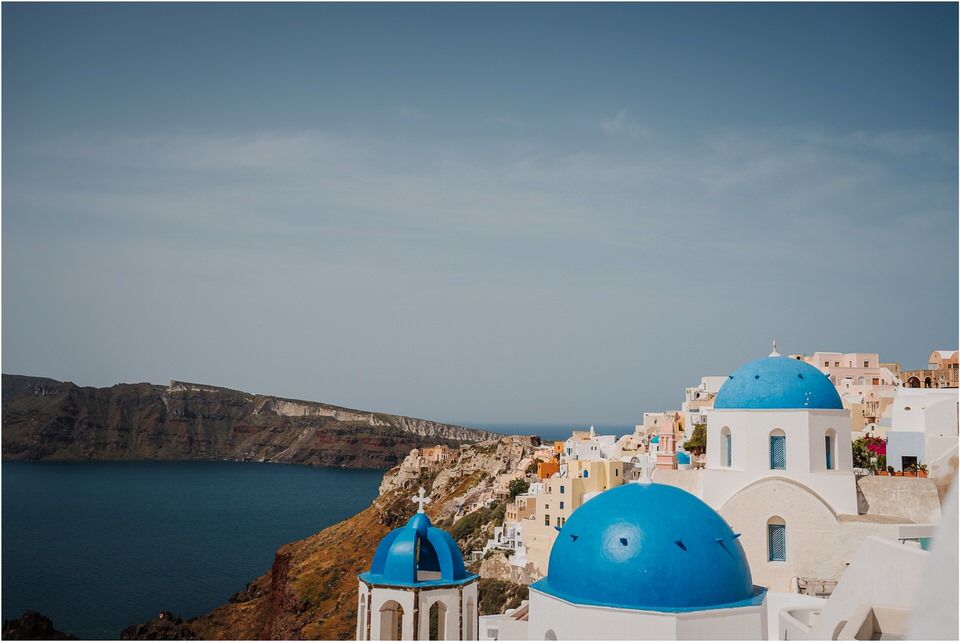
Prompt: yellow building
<box><xmin>522</xmin><ymin>459</ymin><xmax>625</xmax><ymax>574</ymax></box>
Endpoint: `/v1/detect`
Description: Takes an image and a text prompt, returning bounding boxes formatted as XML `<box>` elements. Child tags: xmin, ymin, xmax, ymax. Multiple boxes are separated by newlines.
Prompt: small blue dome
<box><xmin>651</xmin><ymin>435</ymin><xmax>660</xmax><ymax>443</ymax></box>
<box><xmin>360</xmin><ymin>512</ymin><xmax>475</xmax><ymax>586</ymax></box>
<box><xmin>531</xmin><ymin>483</ymin><xmax>759</xmax><ymax>611</ymax></box>
<box><xmin>677</xmin><ymin>451</ymin><xmax>691</xmax><ymax>464</ymax></box>
<box><xmin>713</xmin><ymin>356</ymin><xmax>842</xmax><ymax>410</ymax></box>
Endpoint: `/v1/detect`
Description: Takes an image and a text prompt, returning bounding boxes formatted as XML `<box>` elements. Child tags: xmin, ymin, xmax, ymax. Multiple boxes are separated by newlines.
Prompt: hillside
<box><xmin>132</xmin><ymin>435</ymin><xmax>541</xmax><ymax>639</ymax></box>
<box><xmin>1</xmin><ymin>375</ymin><xmax>498</xmax><ymax>468</ymax></box>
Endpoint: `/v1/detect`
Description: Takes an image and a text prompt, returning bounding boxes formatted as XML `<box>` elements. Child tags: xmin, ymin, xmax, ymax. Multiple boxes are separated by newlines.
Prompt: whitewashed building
<box><xmin>357</xmin><ymin>489</ymin><xmax>479</xmax><ymax>641</ymax></box>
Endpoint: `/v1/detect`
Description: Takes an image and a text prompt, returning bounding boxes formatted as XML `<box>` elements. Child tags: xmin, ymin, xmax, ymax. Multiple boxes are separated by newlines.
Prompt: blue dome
<box><xmin>359</xmin><ymin>512</ymin><xmax>475</xmax><ymax>586</ymax></box>
<box><xmin>713</xmin><ymin>356</ymin><xmax>842</xmax><ymax>410</ymax></box>
<box><xmin>531</xmin><ymin>483</ymin><xmax>760</xmax><ymax>611</ymax></box>
<box><xmin>677</xmin><ymin>451</ymin><xmax>691</xmax><ymax>464</ymax></box>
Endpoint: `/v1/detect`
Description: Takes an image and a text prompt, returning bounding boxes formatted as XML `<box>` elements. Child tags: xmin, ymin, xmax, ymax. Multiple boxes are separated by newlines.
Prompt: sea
<box><xmin>1</xmin><ymin>423</ymin><xmax>633</xmax><ymax>639</ymax></box>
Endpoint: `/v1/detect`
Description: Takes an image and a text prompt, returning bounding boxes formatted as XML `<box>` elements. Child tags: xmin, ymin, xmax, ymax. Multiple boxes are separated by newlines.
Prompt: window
<box><xmin>825</xmin><ymin>429</ymin><xmax>836</xmax><ymax>470</ymax></box>
<box><xmin>583</xmin><ymin>469</ymin><xmax>589</xmax><ymax>478</ymax></box>
<box><xmin>615</xmin><ymin>468</ymin><xmax>619</xmax><ymax>476</ymax></box>
<box><xmin>864</xmin><ymin>360</ymin><xmax>870</xmax><ymax>368</ymax></box>
<box><xmin>722</xmin><ymin>427</ymin><xmax>732</xmax><ymax>467</ymax></box>
<box><xmin>559</xmin><ymin>501</ymin><xmax>564</xmax><ymax>510</ymax></box>
<box><xmin>560</xmin><ymin>485</ymin><xmax>565</xmax><ymax>494</ymax></box>
<box><xmin>768</xmin><ymin>518</ymin><xmax>786</xmax><ymax>561</ymax></box>
<box><xmin>770</xmin><ymin>431</ymin><xmax>786</xmax><ymax>470</ymax></box>
<box><xmin>835</xmin><ymin>361</ymin><xmax>840</xmax><ymax>367</ymax></box>
<box><xmin>544</xmin><ymin>514</ymin><xmax>550</xmax><ymax>526</ymax></box>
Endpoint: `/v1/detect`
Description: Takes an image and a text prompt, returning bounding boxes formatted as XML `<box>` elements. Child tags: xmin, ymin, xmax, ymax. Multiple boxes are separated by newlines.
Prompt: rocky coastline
<box><xmin>1</xmin><ymin>374</ymin><xmax>498</xmax><ymax>469</ymax></box>
<box><xmin>124</xmin><ymin>435</ymin><xmax>541</xmax><ymax>640</ymax></box>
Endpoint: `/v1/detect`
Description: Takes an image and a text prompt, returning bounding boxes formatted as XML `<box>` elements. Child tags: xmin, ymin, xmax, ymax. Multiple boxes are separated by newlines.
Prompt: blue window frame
<box><xmin>770</xmin><ymin>435</ymin><xmax>786</xmax><ymax>470</ymax></box>
<box><xmin>583</xmin><ymin>469</ymin><xmax>589</xmax><ymax>478</ymax></box>
<box><xmin>559</xmin><ymin>501</ymin><xmax>564</xmax><ymax>510</ymax></box>
<box><xmin>768</xmin><ymin>523</ymin><xmax>786</xmax><ymax>561</ymax></box>
<box><xmin>825</xmin><ymin>435</ymin><xmax>833</xmax><ymax>470</ymax></box>
<box><xmin>560</xmin><ymin>486</ymin><xmax>565</xmax><ymax>494</ymax></box>
<box><xmin>724</xmin><ymin>432</ymin><xmax>732</xmax><ymax>467</ymax></box>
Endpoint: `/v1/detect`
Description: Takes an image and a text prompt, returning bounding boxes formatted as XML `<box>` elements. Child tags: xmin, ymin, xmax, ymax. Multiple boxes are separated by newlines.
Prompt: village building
<box><xmin>900</xmin><ymin>349</ymin><xmax>959</xmax><ymax>389</ymax></box>
<box><xmin>357</xmin><ymin>488</ymin><xmax>479</xmax><ymax>641</ymax></box>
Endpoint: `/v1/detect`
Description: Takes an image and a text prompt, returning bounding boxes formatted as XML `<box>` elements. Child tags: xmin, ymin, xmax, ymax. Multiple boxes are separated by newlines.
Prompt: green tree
<box><xmin>525</xmin><ymin>458</ymin><xmax>542</xmax><ymax>476</ymax></box>
<box><xmin>682</xmin><ymin>423</ymin><xmax>707</xmax><ymax>455</ymax></box>
<box><xmin>507</xmin><ymin>478</ymin><xmax>530</xmax><ymax>501</ymax></box>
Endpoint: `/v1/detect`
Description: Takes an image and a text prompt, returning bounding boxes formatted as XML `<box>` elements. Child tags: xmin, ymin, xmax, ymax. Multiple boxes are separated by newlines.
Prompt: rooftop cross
<box><xmin>412</xmin><ymin>486</ymin><xmax>431</xmax><ymax>513</ymax></box>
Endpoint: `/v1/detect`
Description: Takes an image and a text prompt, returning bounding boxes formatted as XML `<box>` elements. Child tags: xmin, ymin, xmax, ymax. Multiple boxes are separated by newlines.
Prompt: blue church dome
<box><xmin>531</xmin><ymin>483</ymin><xmax>762</xmax><ymax>611</ymax></box>
<box><xmin>713</xmin><ymin>356</ymin><xmax>843</xmax><ymax>410</ymax></box>
<box><xmin>359</xmin><ymin>510</ymin><xmax>476</xmax><ymax>586</ymax></box>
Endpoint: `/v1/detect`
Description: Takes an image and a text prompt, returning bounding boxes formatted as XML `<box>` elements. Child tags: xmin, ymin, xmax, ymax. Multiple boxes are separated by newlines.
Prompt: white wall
<box><xmin>704</xmin><ymin>408</ymin><xmax>857</xmax><ymax>515</ymax></box>
<box><xmin>527</xmin><ymin>587</ymin><xmax>764</xmax><ymax>640</ymax></box>
<box><xmin>719</xmin><ymin>478</ymin><xmax>905</xmax><ymax>593</ymax></box>
<box><xmin>778</xmin><ymin>536</ymin><xmax>928</xmax><ymax>640</ymax></box>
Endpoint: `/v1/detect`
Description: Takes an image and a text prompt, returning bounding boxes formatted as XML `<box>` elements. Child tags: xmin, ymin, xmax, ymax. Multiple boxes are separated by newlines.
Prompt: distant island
<box><xmin>1</xmin><ymin>374</ymin><xmax>498</xmax><ymax>468</ymax></box>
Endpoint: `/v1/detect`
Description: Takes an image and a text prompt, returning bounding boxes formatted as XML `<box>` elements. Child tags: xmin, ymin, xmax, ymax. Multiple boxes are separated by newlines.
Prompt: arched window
<box><xmin>721</xmin><ymin>426</ymin><xmax>732</xmax><ymax>467</ymax></box>
<box><xmin>544</xmin><ymin>630</ymin><xmax>558</xmax><ymax>641</ymax></box>
<box><xmin>769</xmin><ymin>429</ymin><xmax>786</xmax><ymax>470</ymax></box>
<box><xmin>359</xmin><ymin>595</ymin><xmax>366</xmax><ymax>640</ymax></box>
<box><xmin>465</xmin><ymin>597</ymin><xmax>475</xmax><ymax>640</ymax></box>
<box><xmin>379</xmin><ymin>601</ymin><xmax>403</xmax><ymax>641</ymax></box>
<box><xmin>583</xmin><ymin>469</ymin><xmax>589</xmax><ymax>478</ymax></box>
<box><xmin>825</xmin><ymin>429</ymin><xmax>836</xmax><ymax>470</ymax></box>
<box><xmin>428</xmin><ymin>601</ymin><xmax>447</xmax><ymax>640</ymax></box>
<box><xmin>768</xmin><ymin>516</ymin><xmax>786</xmax><ymax>561</ymax></box>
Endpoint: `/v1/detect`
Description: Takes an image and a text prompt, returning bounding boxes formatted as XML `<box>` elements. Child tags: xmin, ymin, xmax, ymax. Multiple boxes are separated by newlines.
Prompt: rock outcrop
<box><xmin>2</xmin><ymin>610</ymin><xmax>78</xmax><ymax>640</ymax></box>
<box><xmin>2</xmin><ymin>375</ymin><xmax>498</xmax><ymax>469</ymax></box>
<box><xmin>120</xmin><ymin>611</ymin><xmax>199</xmax><ymax>640</ymax></box>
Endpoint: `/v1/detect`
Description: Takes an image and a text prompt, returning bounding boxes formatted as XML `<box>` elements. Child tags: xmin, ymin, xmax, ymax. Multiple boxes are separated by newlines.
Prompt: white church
<box><xmin>358</xmin><ymin>349</ymin><xmax>957</xmax><ymax>640</ymax></box>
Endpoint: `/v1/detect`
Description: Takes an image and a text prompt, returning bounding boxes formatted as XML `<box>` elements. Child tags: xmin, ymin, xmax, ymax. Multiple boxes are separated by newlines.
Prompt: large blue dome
<box><xmin>713</xmin><ymin>356</ymin><xmax>843</xmax><ymax>410</ymax></box>
<box><xmin>359</xmin><ymin>512</ymin><xmax>475</xmax><ymax>587</ymax></box>
<box><xmin>531</xmin><ymin>483</ymin><xmax>761</xmax><ymax>611</ymax></box>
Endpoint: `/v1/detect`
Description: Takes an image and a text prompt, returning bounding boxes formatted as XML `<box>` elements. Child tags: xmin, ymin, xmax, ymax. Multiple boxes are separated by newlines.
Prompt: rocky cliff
<box><xmin>2</xmin><ymin>375</ymin><xmax>498</xmax><ymax>468</ymax></box>
<box><xmin>129</xmin><ymin>435</ymin><xmax>540</xmax><ymax>640</ymax></box>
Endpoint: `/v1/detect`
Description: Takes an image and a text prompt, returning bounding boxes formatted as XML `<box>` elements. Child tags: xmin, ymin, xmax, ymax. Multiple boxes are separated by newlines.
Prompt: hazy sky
<box><xmin>3</xmin><ymin>3</ymin><xmax>957</xmax><ymax>425</ymax></box>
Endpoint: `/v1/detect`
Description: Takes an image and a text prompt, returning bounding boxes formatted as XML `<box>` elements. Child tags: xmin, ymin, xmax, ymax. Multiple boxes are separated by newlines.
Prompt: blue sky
<box><xmin>3</xmin><ymin>3</ymin><xmax>957</xmax><ymax>425</ymax></box>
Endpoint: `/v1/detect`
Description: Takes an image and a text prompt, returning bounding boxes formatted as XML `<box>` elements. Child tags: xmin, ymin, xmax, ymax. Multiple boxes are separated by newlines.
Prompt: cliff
<box><xmin>132</xmin><ymin>435</ymin><xmax>541</xmax><ymax>639</ymax></box>
<box><xmin>1</xmin><ymin>375</ymin><xmax>498</xmax><ymax>469</ymax></box>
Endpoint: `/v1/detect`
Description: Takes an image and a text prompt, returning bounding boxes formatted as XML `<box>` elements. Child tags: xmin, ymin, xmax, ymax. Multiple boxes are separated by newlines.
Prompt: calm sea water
<box><xmin>1</xmin><ymin>461</ymin><xmax>383</xmax><ymax>639</ymax></box>
<box><xmin>2</xmin><ymin>424</ymin><xmax>630</xmax><ymax>638</ymax></box>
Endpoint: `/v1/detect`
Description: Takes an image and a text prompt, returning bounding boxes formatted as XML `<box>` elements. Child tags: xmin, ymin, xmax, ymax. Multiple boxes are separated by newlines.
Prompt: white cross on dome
<box><xmin>411</xmin><ymin>486</ymin><xmax>431</xmax><ymax>513</ymax></box>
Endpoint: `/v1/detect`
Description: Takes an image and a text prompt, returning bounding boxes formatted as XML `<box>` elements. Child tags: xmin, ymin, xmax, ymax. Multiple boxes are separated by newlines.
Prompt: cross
<box><xmin>637</xmin><ymin>457</ymin><xmax>656</xmax><ymax>484</ymax></box>
<box><xmin>411</xmin><ymin>486</ymin><xmax>431</xmax><ymax>513</ymax></box>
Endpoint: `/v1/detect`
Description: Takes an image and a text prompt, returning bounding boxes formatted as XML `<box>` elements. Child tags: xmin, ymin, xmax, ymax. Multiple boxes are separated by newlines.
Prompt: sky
<box><xmin>3</xmin><ymin>3</ymin><xmax>957</xmax><ymax>426</ymax></box>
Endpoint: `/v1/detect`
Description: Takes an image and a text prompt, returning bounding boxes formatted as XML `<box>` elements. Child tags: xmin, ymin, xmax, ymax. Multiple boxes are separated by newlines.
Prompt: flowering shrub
<box><xmin>852</xmin><ymin>436</ymin><xmax>887</xmax><ymax>468</ymax></box>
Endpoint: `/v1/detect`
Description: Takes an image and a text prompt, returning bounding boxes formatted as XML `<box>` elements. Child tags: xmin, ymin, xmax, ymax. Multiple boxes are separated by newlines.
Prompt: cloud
<box><xmin>3</xmin><ymin>122</ymin><xmax>956</xmax><ymax>422</ymax></box>
<box><xmin>600</xmin><ymin>109</ymin><xmax>646</xmax><ymax>138</ymax></box>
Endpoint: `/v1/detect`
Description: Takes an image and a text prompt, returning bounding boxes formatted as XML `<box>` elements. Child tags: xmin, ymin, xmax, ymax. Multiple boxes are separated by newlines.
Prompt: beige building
<box><xmin>901</xmin><ymin>349</ymin><xmax>959</xmax><ymax>389</ymax></box>
<box><xmin>522</xmin><ymin>458</ymin><xmax>624</xmax><ymax>574</ymax></box>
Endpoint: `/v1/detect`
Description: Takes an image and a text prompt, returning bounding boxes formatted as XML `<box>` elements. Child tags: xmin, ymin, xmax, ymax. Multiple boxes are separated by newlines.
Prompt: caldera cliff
<box><xmin>2</xmin><ymin>375</ymin><xmax>498</xmax><ymax>468</ymax></box>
